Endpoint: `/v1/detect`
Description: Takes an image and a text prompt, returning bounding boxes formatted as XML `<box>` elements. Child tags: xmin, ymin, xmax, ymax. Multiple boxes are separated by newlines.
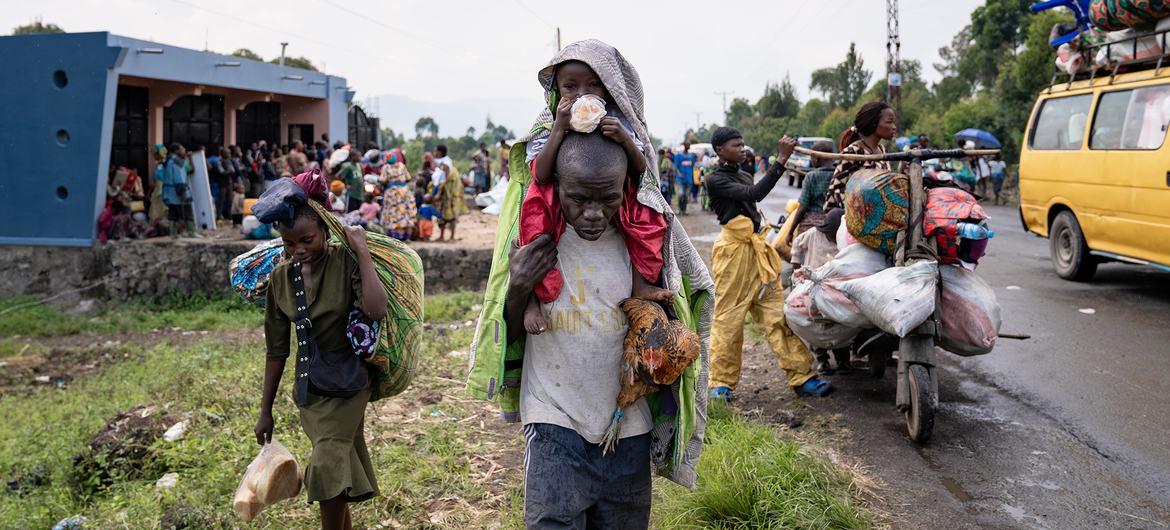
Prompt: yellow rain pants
<box><xmin>709</xmin><ymin>216</ymin><xmax>815</xmax><ymax>390</ymax></box>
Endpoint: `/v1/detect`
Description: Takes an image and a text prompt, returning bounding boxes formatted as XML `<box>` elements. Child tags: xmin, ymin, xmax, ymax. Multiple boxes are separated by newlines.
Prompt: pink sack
<box><xmin>938</xmin><ymin>265</ymin><xmax>1001</xmax><ymax>356</ymax></box>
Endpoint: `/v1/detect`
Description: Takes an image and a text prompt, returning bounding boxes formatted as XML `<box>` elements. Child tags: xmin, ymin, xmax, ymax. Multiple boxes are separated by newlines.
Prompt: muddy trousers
<box><xmin>708</xmin><ymin>221</ymin><xmax>816</xmax><ymax>390</ymax></box>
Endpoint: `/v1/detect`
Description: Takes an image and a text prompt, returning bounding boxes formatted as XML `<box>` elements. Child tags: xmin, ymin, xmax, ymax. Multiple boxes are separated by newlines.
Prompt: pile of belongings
<box><xmin>233</xmin><ymin>440</ymin><xmax>302</xmax><ymax>521</ymax></box>
<box><xmin>1040</xmin><ymin>0</ymin><xmax>1170</xmax><ymax>75</ymax></box>
<box><xmin>786</xmin><ymin>177</ymin><xmax>1001</xmax><ymax>356</ymax></box>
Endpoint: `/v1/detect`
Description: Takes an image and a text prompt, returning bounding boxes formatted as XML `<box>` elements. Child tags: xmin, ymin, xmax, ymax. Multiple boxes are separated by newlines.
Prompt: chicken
<box><xmin>600</xmin><ymin>298</ymin><xmax>701</xmax><ymax>454</ymax></box>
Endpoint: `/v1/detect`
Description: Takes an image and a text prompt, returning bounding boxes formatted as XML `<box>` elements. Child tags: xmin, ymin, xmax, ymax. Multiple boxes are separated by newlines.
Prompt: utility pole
<box><xmin>885</xmin><ymin>0</ymin><xmax>902</xmax><ymax>127</ymax></box>
<box><xmin>556</xmin><ymin>27</ymin><xmax>561</xmax><ymax>51</ymax></box>
<box><xmin>713</xmin><ymin>90</ymin><xmax>734</xmax><ymax>115</ymax></box>
<box><xmin>280</xmin><ymin>42</ymin><xmax>288</xmax><ymax>67</ymax></box>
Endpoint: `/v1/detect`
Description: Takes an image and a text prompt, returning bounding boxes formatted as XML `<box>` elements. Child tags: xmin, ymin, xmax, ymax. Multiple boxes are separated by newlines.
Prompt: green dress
<box><xmin>265</xmin><ymin>243</ymin><xmax>379</xmax><ymax>503</ymax></box>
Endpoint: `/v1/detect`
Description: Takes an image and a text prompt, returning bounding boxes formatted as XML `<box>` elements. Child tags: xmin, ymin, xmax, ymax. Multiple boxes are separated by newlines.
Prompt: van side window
<box><xmin>1090</xmin><ymin>85</ymin><xmax>1170</xmax><ymax>150</ymax></box>
<box><xmin>1030</xmin><ymin>94</ymin><xmax>1093</xmax><ymax>150</ymax></box>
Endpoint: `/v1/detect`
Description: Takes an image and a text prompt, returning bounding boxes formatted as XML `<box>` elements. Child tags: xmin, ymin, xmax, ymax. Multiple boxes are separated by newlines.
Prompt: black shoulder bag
<box><xmin>291</xmin><ymin>261</ymin><xmax>369</xmax><ymax>406</ymax></box>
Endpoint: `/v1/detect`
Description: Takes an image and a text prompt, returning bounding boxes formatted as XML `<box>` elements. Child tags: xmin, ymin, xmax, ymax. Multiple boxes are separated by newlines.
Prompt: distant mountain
<box><xmin>367</xmin><ymin>93</ymin><xmax>540</xmax><ymax>140</ymax></box>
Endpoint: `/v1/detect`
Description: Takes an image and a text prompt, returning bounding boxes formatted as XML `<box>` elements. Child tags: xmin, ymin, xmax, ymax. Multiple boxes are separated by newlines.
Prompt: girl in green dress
<box><xmin>254</xmin><ymin>199</ymin><xmax>388</xmax><ymax>530</ymax></box>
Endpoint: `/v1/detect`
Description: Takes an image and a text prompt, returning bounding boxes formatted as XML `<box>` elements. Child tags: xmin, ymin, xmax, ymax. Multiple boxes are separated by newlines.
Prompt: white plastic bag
<box><xmin>809</xmin><ymin>244</ymin><xmax>889</xmax><ymax>328</ymax></box>
<box><xmin>569</xmin><ymin>94</ymin><xmax>607</xmax><ymax>133</ymax></box>
<box><xmin>785</xmin><ymin>280</ymin><xmax>860</xmax><ymax>349</ymax></box>
<box><xmin>839</xmin><ymin>260</ymin><xmax>938</xmax><ymax>337</ymax></box>
<box><xmin>233</xmin><ymin>440</ymin><xmax>302</xmax><ymax>522</ymax></box>
<box><xmin>938</xmin><ymin>265</ymin><xmax>1001</xmax><ymax>356</ymax></box>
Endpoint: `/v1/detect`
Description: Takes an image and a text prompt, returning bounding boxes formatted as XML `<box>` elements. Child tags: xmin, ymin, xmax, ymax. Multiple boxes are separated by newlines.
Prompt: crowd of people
<box><xmin>98</xmin><ymin>135</ymin><xmax>513</xmax><ymax>244</ymax></box>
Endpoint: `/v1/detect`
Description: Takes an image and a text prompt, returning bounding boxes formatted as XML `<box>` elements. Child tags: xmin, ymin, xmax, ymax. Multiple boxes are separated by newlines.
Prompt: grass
<box><xmin>0</xmin><ymin>294</ymin><xmax>264</xmax><ymax>338</ymax></box>
<box><xmin>423</xmin><ymin>291</ymin><xmax>483</xmax><ymax>323</ymax></box>
<box><xmin>651</xmin><ymin>402</ymin><xmax>871</xmax><ymax>529</ymax></box>
<box><xmin>0</xmin><ymin>291</ymin><xmax>524</xmax><ymax>529</ymax></box>
<box><xmin>0</xmin><ymin>290</ymin><xmax>869</xmax><ymax>529</ymax></box>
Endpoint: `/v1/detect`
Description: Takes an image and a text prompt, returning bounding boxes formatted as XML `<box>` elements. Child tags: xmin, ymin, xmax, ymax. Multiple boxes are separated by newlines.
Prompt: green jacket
<box><xmin>466</xmin><ymin>130</ymin><xmax>710</xmax><ymax>489</ymax></box>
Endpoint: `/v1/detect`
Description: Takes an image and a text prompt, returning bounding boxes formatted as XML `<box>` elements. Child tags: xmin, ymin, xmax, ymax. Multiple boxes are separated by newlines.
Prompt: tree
<box><xmin>415</xmin><ymin>116</ymin><xmax>438</xmax><ymax>139</ymax></box>
<box><xmin>12</xmin><ymin>19</ymin><xmax>63</xmax><ymax>35</ymax></box>
<box><xmin>724</xmin><ymin>97</ymin><xmax>755</xmax><ymax>129</ymax></box>
<box><xmin>810</xmin><ymin>43</ymin><xmax>872</xmax><ymax>109</ymax></box>
<box><xmin>757</xmin><ymin>77</ymin><xmax>801</xmax><ymax>119</ymax></box>
<box><xmin>232</xmin><ymin>48</ymin><xmax>263</xmax><ymax>61</ymax></box>
<box><xmin>270</xmin><ymin>56</ymin><xmax>318</xmax><ymax>72</ymax></box>
<box><xmin>380</xmin><ymin>127</ymin><xmax>405</xmax><ymax>148</ymax></box>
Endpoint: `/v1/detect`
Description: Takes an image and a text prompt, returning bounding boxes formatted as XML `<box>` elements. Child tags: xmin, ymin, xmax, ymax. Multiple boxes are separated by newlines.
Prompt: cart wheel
<box><xmin>905</xmin><ymin>364</ymin><xmax>935</xmax><ymax>443</ymax></box>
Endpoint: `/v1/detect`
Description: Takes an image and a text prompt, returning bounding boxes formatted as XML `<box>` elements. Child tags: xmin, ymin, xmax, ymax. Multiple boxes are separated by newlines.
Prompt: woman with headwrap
<box><xmin>253</xmin><ymin>168</ymin><xmax>388</xmax><ymax>530</ymax></box>
<box><xmin>379</xmin><ymin>148</ymin><xmax>417</xmax><ymax>241</ymax></box>
<box><xmin>823</xmin><ymin>102</ymin><xmax>897</xmax><ymax>211</ymax></box>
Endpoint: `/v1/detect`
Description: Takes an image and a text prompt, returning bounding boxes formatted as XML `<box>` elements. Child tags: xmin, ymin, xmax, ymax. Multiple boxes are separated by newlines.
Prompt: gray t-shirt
<box><xmin>520</xmin><ymin>225</ymin><xmax>653</xmax><ymax>443</ymax></box>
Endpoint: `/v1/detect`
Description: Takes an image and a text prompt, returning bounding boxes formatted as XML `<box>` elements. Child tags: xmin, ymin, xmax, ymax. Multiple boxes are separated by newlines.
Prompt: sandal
<box><xmin>709</xmin><ymin>386</ymin><xmax>734</xmax><ymax>402</ymax></box>
<box><xmin>795</xmin><ymin>378</ymin><xmax>834</xmax><ymax>398</ymax></box>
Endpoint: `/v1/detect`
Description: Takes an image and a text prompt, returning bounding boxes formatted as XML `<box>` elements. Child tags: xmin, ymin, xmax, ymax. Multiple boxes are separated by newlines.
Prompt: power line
<box><xmin>320</xmin><ymin>0</ymin><xmax>526</xmax><ymax>74</ymax></box>
<box><xmin>513</xmin><ymin>0</ymin><xmax>555</xmax><ymax>29</ymax></box>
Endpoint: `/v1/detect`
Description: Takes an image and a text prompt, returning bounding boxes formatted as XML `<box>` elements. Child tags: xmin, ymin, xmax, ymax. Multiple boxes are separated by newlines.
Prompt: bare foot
<box><xmin>524</xmin><ymin>297</ymin><xmax>547</xmax><ymax>335</ymax></box>
<box><xmin>633</xmin><ymin>282</ymin><xmax>675</xmax><ymax>304</ymax></box>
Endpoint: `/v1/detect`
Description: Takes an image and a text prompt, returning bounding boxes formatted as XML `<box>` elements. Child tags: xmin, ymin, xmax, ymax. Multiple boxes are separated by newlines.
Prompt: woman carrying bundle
<box><xmin>253</xmin><ymin>170</ymin><xmax>388</xmax><ymax>530</ymax></box>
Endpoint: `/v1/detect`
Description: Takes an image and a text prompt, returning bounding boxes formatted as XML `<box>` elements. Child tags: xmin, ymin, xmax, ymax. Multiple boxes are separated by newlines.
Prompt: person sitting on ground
<box><xmin>790</xmin><ymin>209</ymin><xmax>851</xmax><ymax>375</ymax></box>
<box><xmin>519</xmin><ymin>44</ymin><xmax>670</xmax><ymax>336</ymax></box>
<box><xmin>358</xmin><ymin>193</ymin><xmax>381</xmax><ymax>225</ymax></box>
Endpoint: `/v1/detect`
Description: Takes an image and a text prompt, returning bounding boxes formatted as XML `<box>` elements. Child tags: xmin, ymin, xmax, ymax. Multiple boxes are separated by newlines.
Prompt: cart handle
<box><xmin>793</xmin><ymin>146</ymin><xmax>1000</xmax><ymax>162</ymax></box>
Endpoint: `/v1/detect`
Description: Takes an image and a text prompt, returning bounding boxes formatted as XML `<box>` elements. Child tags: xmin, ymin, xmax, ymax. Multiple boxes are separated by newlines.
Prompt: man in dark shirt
<box><xmin>705</xmin><ymin>127</ymin><xmax>832</xmax><ymax>401</ymax></box>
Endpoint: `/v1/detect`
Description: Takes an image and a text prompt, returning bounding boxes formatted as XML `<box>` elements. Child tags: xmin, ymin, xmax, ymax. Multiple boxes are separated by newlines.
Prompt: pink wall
<box><xmin>116</xmin><ymin>75</ymin><xmax>329</xmax><ymax>147</ymax></box>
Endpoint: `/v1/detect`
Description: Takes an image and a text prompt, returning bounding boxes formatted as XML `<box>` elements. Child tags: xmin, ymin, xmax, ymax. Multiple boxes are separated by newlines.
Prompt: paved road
<box><xmin>680</xmin><ymin>177</ymin><xmax>1170</xmax><ymax>528</ymax></box>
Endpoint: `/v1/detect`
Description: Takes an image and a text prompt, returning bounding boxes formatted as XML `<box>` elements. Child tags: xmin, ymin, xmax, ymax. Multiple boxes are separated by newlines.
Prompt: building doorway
<box><xmin>110</xmin><ymin>85</ymin><xmax>149</xmax><ymax>181</ymax></box>
<box><xmin>164</xmin><ymin>94</ymin><xmax>225</xmax><ymax>152</ymax></box>
<box><xmin>288</xmin><ymin>123</ymin><xmax>314</xmax><ymax>146</ymax></box>
<box><xmin>237</xmin><ymin>101</ymin><xmax>281</xmax><ymax>148</ymax></box>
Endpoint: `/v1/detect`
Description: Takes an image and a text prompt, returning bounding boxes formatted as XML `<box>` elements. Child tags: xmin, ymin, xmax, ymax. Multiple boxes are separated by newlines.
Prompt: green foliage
<box><xmin>810</xmin><ymin>43</ymin><xmax>872</xmax><ymax>109</ymax></box>
<box><xmin>653</xmin><ymin>403</ymin><xmax>870</xmax><ymax>529</ymax></box>
<box><xmin>12</xmin><ymin>19</ymin><xmax>63</xmax><ymax>35</ymax></box>
<box><xmin>415</xmin><ymin>116</ymin><xmax>440</xmax><ymax>139</ymax></box>
<box><xmin>0</xmin><ymin>291</ymin><xmax>525</xmax><ymax>529</ymax></box>
<box><xmin>0</xmin><ymin>295</ymin><xmax>262</xmax><ymax>338</ymax></box>
<box><xmin>707</xmin><ymin>1</ymin><xmax>1066</xmax><ymax>164</ymax></box>
<box><xmin>269</xmin><ymin>56</ymin><xmax>318</xmax><ymax>72</ymax></box>
<box><xmin>424</xmin><ymin>291</ymin><xmax>483</xmax><ymax>323</ymax></box>
<box><xmin>230</xmin><ymin>48</ymin><xmax>263</xmax><ymax>61</ymax></box>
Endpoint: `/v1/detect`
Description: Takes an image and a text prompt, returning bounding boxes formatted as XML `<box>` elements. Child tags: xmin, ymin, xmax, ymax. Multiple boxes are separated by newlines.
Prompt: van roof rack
<box><xmin>1047</xmin><ymin>26</ymin><xmax>1170</xmax><ymax>93</ymax></box>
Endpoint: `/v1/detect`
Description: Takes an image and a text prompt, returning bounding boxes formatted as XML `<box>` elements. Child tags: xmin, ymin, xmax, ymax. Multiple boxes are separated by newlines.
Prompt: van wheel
<box><xmin>1050</xmin><ymin>211</ymin><xmax>1097</xmax><ymax>281</ymax></box>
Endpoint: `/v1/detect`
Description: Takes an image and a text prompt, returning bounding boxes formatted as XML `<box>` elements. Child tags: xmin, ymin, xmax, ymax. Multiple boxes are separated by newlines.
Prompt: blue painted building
<box><xmin>0</xmin><ymin>32</ymin><xmax>359</xmax><ymax>246</ymax></box>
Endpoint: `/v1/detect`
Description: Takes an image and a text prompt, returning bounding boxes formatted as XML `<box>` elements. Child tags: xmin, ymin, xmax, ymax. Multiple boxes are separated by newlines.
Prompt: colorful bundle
<box><xmin>843</xmin><ymin>169</ymin><xmax>910</xmax><ymax>255</ymax></box>
<box><xmin>1090</xmin><ymin>0</ymin><xmax>1170</xmax><ymax>31</ymax></box>
<box><xmin>924</xmin><ymin>187</ymin><xmax>990</xmax><ymax>266</ymax></box>
<box><xmin>307</xmin><ymin>201</ymin><xmax>424</xmax><ymax>401</ymax></box>
<box><xmin>229</xmin><ymin>239</ymin><xmax>285</xmax><ymax>307</ymax></box>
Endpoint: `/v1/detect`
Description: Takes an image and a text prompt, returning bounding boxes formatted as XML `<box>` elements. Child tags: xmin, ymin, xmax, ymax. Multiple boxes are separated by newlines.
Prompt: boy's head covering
<box><xmin>817</xmin><ymin>207</ymin><xmax>844</xmax><ymax>236</ymax></box>
<box><xmin>523</xmin><ymin>39</ymin><xmax>659</xmax><ymax>207</ymax></box>
<box><xmin>330</xmin><ymin>180</ymin><xmax>345</xmax><ymax>194</ymax></box>
<box><xmin>711</xmin><ymin>127</ymin><xmax>742</xmax><ymax>148</ymax></box>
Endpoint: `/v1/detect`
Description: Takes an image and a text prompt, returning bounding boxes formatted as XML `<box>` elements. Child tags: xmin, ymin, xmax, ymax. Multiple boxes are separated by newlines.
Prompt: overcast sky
<box><xmin>5</xmin><ymin>0</ymin><xmax>984</xmax><ymax>143</ymax></box>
